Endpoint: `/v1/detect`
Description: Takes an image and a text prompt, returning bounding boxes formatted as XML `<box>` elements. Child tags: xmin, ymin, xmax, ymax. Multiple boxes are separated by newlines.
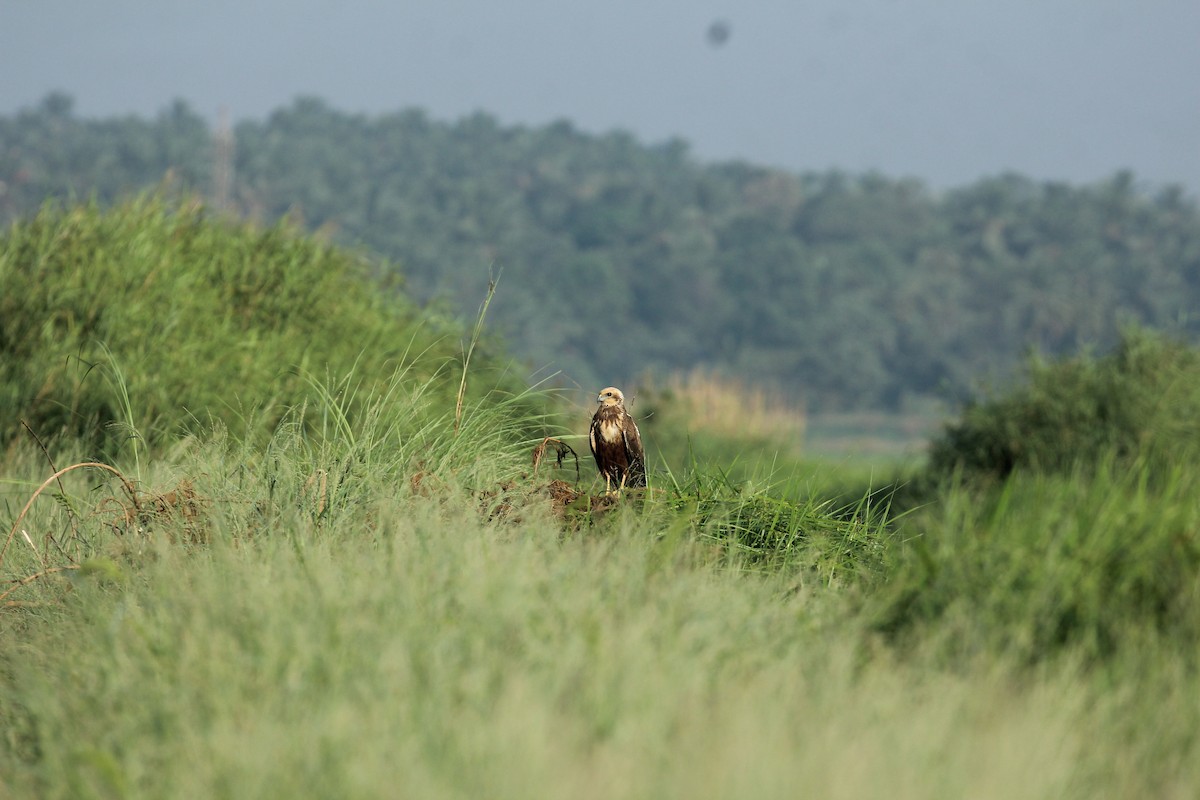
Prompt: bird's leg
<box><xmin>604</xmin><ymin>473</ymin><xmax>613</xmax><ymax>498</ymax></box>
<box><xmin>617</xmin><ymin>471</ymin><xmax>629</xmax><ymax>496</ymax></box>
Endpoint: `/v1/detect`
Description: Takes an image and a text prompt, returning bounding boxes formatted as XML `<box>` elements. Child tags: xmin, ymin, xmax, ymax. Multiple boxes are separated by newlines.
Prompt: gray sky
<box><xmin>3</xmin><ymin>0</ymin><xmax>1199</xmax><ymax>193</ymax></box>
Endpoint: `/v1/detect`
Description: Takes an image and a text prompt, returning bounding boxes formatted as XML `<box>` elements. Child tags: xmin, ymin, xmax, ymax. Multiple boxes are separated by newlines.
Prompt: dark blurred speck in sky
<box><xmin>706</xmin><ymin>20</ymin><xmax>731</xmax><ymax>47</ymax></box>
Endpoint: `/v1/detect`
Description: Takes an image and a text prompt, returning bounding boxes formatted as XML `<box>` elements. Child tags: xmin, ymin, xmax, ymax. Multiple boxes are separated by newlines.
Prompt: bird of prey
<box><xmin>589</xmin><ymin>386</ymin><xmax>646</xmax><ymax>495</ymax></box>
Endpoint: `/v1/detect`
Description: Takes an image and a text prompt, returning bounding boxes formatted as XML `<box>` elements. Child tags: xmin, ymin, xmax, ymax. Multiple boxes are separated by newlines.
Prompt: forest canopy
<box><xmin>3</xmin><ymin>93</ymin><xmax>1199</xmax><ymax>410</ymax></box>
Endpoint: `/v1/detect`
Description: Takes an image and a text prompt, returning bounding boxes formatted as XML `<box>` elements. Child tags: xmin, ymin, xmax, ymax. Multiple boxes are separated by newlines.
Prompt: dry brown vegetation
<box><xmin>1</xmin><ymin>463</ymin><xmax>210</xmax><ymax>607</ymax></box>
<box><xmin>479</xmin><ymin>438</ymin><xmax>628</xmax><ymax>528</ymax></box>
<box><xmin>645</xmin><ymin>368</ymin><xmax>807</xmax><ymax>445</ymax></box>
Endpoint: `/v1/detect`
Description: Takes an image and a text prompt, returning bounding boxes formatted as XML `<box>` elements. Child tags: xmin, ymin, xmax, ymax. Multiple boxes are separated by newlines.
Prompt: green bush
<box><xmin>0</xmin><ymin>197</ymin><xmax>531</xmax><ymax>455</ymax></box>
<box><xmin>927</xmin><ymin>328</ymin><xmax>1200</xmax><ymax>480</ymax></box>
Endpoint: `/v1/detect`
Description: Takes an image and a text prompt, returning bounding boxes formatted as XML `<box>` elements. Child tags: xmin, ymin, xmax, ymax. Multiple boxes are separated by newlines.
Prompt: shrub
<box><xmin>926</xmin><ymin>328</ymin><xmax>1200</xmax><ymax>480</ymax></box>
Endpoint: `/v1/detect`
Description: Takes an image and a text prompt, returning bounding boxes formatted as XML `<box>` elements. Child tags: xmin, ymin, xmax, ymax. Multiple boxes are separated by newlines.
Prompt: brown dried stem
<box><xmin>21</xmin><ymin>418</ymin><xmax>79</xmax><ymax>562</ymax></box>
<box><xmin>1</xmin><ymin>462</ymin><xmax>139</xmax><ymax>572</ymax></box>
<box><xmin>531</xmin><ymin>437</ymin><xmax>580</xmax><ymax>483</ymax></box>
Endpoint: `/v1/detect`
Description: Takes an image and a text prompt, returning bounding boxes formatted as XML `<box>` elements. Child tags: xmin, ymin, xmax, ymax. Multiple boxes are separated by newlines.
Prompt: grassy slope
<box><xmin>2</xmin><ymin>203</ymin><xmax>1199</xmax><ymax>798</ymax></box>
<box><xmin>4</xmin><ymin>429</ymin><xmax>1196</xmax><ymax>799</ymax></box>
<box><xmin>0</xmin><ymin>197</ymin><xmax>537</xmax><ymax>455</ymax></box>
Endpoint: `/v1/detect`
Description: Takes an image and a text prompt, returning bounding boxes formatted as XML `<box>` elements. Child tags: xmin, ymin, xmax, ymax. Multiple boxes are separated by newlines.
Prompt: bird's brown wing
<box><xmin>588</xmin><ymin>413</ymin><xmax>601</xmax><ymax>462</ymax></box>
<box><xmin>621</xmin><ymin>413</ymin><xmax>647</xmax><ymax>486</ymax></box>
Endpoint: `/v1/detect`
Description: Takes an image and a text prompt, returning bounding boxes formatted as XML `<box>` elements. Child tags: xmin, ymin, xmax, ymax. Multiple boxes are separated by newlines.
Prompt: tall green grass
<box><xmin>3</xmin><ymin>202</ymin><xmax>1200</xmax><ymax>798</ymax></box>
<box><xmin>0</xmin><ymin>471</ymin><xmax>1078</xmax><ymax>798</ymax></box>
<box><xmin>3</xmin><ymin>358</ymin><xmax>1199</xmax><ymax>798</ymax></box>
<box><xmin>0</xmin><ymin>498</ymin><xmax>1088</xmax><ymax>799</ymax></box>
<box><xmin>4</xmin><ymin>429</ymin><xmax>1198</xmax><ymax>797</ymax></box>
<box><xmin>0</xmin><ymin>196</ymin><xmax>535</xmax><ymax>456</ymax></box>
<box><xmin>873</xmin><ymin>457</ymin><xmax>1200</xmax><ymax>663</ymax></box>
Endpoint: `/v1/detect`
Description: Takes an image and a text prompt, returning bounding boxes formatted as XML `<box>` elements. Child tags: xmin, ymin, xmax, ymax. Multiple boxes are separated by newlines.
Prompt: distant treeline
<box><xmin>4</xmin><ymin>92</ymin><xmax>1199</xmax><ymax>409</ymax></box>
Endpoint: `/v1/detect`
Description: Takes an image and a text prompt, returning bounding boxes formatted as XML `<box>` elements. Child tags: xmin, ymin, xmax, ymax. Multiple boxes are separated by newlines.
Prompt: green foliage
<box><xmin>0</xmin><ymin>93</ymin><xmax>211</xmax><ymax>212</ymax></box>
<box><xmin>872</xmin><ymin>458</ymin><xmax>1200</xmax><ymax>665</ymax></box>
<box><xmin>869</xmin><ymin>331</ymin><xmax>1200</xmax><ymax>665</ymax></box>
<box><xmin>2</xmin><ymin>380</ymin><xmax>1198</xmax><ymax>796</ymax></box>
<box><xmin>2</xmin><ymin>187</ymin><xmax>1200</xmax><ymax>795</ymax></box>
<box><xmin>658</xmin><ymin>469</ymin><xmax>889</xmax><ymax>585</ymax></box>
<box><xmin>6</xmin><ymin>95</ymin><xmax>1200</xmax><ymax>410</ymax></box>
<box><xmin>927</xmin><ymin>328</ymin><xmax>1200</xmax><ymax>480</ymax></box>
<box><xmin>0</xmin><ymin>196</ymin><xmax>535</xmax><ymax>455</ymax></box>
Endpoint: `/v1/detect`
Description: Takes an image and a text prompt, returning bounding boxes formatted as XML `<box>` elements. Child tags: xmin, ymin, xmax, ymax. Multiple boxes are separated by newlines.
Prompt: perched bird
<box><xmin>589</xmin><ymin>386</ymin><xmax>646</xmax><ymax>495</ymax></box>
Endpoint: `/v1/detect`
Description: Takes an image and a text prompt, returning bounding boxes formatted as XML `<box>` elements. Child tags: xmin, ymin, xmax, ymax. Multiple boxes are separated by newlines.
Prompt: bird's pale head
<box><xmin>596</xmin><ymin>387</ymin><xmax>626</xmax><ymax>408</ymax></box>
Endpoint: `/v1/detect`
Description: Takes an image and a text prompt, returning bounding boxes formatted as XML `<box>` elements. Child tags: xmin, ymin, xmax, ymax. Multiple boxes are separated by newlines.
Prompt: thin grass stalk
<box><xmin>455</xmin><ymin>275</ymin><xmax>498</xmax><ymax>437</ymax></box>
<box><xmin>96</xmin><ymin>341</ymin><xmax>144</xmax><ymax>481</ymax></box>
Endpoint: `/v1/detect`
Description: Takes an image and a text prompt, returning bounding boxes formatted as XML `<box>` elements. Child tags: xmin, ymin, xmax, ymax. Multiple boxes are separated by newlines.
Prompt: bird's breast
<box><xmin>599</xmin><ymin>419</ymin><xmax>623</xmax><ymax>443</ymax></box>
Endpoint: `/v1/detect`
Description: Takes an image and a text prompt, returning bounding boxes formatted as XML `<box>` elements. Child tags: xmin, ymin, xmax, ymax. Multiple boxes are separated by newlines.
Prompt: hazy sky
<box><xmin>4</xmin><ymin>0</ymin><xmax>1199</xmax><ymax>193</ymax></box>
